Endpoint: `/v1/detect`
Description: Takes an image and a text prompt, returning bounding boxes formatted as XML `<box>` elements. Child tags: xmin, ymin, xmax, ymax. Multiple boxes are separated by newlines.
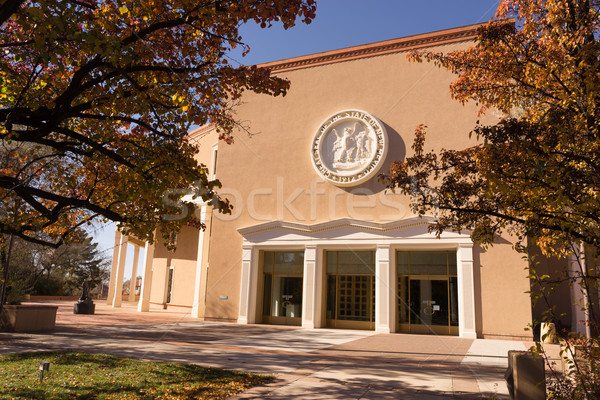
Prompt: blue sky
<box><xmin>91</xmin><ymin>0</ymin><xmax>501</xmax><ymax>279</ymax></box>
<box><xmin>230</xmin><ymin>0</ymin><xmax>501</xmax><ymax>65</ymax></box>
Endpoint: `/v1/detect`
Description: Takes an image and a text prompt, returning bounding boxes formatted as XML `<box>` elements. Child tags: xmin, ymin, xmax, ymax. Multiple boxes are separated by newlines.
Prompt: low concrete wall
<box><xmin>1</xmin><ymin>305</ymin><xmax>58</xmax><ymax>332</ymax></box>
<box><xmin>29</xmin><ymin>295</ymin><xmax>79</xmax><ymax>301</ymax></box>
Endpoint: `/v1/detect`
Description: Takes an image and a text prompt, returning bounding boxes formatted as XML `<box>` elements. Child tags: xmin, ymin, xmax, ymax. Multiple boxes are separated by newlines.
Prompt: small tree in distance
<box><xmin>2</xmin><ymin>232</ymin><xmax>109</xmax><ymax>304</ymax></box>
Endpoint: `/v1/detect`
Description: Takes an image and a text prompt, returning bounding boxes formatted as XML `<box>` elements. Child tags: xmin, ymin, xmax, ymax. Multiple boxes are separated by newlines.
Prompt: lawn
<box><xmin>0</xmin><ymin>351</ymin><xmax>272</xmax><ymax>399</ymax></box>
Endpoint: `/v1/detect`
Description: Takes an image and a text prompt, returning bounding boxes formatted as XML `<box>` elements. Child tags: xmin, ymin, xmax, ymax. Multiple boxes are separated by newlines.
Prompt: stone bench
<box><xmin>1</xmin><ymin>304</ymin><xmax>58</xmax><ymax>332</ymax></box>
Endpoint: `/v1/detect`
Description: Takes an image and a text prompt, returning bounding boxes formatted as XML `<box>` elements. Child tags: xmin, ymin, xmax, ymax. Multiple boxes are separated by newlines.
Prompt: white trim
<box><xmin>112</xmin><ymin>235</ymin><xmax>129</xmax><ymax>308</ymax></box>
<box><xmin>192</xmin><ymin>206</ymin><xmax>207</xmax><ymax>318</ymax></box>
<box><xmin>238</xmin><ymin>216</ymin><xmax>439</xmax><ymax>237</ymax></box>
<box><xmin>238</xmin><ymin>245</ymin><xmax>256</xmax><ymax>324</ymax></box>
<box><xmin>375</xmin><ymin>244</ymin><xmax>395</xmax><ymax>333</ymax></box>
<box><xmin>137</xmin><ymin>241</ymin><xmax>155</xmax><ymax>312</ymax></box>
<box><xmin>457</xmin><ymin>244</ymin><xmax>477</xmax><ymax>338</ymax></box>
<box><xmin>106</xmin><ymin>229</ymin><xmax>121</xmax><ymax>305</ymax></box>
<box><xmin>301</xmin><ymin>245</ymin><xmax>319</xmax><ymax>329</ymax></box>
<box><xmin>237</xmin><ymin>217</ymin><xmax>477</xmax><ymax>338</ymax></box>
<box><xmin>211</xmin><ymin>144</ymin><xmax>218</xmax><ymax>180</ymax></box>
<box><xmin>128</xmin><ymin>245</ymin><xmax>140</xmax><ymax>302</ymax></box>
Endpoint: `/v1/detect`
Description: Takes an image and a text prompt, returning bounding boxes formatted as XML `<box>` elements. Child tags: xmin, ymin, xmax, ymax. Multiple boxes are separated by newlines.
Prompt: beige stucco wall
<box><xmin>99</xmin><ymin>32</ymin><xmax>534</xmax><ymax>338</ymax></box>
<box><xmin>177</xmin><ymin>40</ymin><xmax>535</xmax><ymax>337</ymax></box>
<box><xmin>476</xmin><ymin>240</ymin><xmax>533</xmax><ymax>339</ymax></box>
<box><xmin>147</xmin><ymin>128</ymin><xmax>219</xmax><ymax>309</ymax></box>
<box><xmin>149</xmin><ymin>226</ymin><xmax>200</xmax><ymax>307</ymax></box>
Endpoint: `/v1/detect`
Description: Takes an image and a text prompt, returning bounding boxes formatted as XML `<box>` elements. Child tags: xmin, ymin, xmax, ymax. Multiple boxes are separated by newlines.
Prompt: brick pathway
<box><xmin>0</xmin><ymin>300</ymin><xmax>555</xmax><ymax>399</ymax></box>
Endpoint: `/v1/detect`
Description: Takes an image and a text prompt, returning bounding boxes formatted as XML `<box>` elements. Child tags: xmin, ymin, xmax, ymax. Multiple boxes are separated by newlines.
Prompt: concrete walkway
<box><xmin>0</xmin><ymin>301</ymin><xmax>560</xmax><ymax>399</ymax></box>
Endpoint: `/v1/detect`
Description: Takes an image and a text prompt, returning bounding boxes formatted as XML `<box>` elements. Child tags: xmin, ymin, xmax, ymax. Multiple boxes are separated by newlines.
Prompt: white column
<box><xmin>457</xmin><ymin>243</ymin><xmax>477</xmax><ymax>338</ymax></box>
<box><xmin>302</xmin><ymin>245</ymin><xmax>322</xmax><ymax>329</ymax></box>
<box><xmin>137</xmin><ymin>241</ymin><xmax>155</xmax><ymax>312</ymax></box>
<box><xmin>128</xmin><ymin>245</ymin><xmax>140</xmax><ymax>302</ymax></box>
<box><xmin>375</xmin><ymin>244</ymin><xmax>395</xmax><ymax>333</ymax></box>
<box><xmin>192</xmin><ymin>207</ymin><xmax>207</xmax><ymax>318</ymax></box>
<box><xmin>112</xmin><ymin>235</ymin><xmax>129</xmax><ymax>308</ymax></box>
<box><xmin>106</xmin><ymin>229</ymin><xmax>121</xmax><ymax>304</ymax></box>
<box><xmin>568</xmin><ymin>245</ymin><xmax>589</xmax><ymax>336</ymax></box>
<box><xmin>238</xmin><ymin>244</ymin><xmax>257</xmax><ymax>324</ymax></box>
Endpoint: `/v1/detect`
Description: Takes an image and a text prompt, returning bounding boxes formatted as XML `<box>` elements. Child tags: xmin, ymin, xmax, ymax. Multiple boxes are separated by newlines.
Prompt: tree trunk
<box><xmin>0</xmin><ymin>234</ymin><xmax>15</xmax><ymax>319</ymax></box>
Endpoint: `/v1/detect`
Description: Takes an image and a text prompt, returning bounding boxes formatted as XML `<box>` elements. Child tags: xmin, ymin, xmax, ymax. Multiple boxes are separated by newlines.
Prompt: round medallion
<box><xmin>311</xmin><ymin>110</ymin><xmax>388</xmax><ymax>186</ymax></box>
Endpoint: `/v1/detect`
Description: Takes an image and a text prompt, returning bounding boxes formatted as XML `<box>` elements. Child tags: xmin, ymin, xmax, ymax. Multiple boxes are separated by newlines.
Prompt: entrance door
<box><xmin>408</xmin><ymin>278</ymin><xmax>450</xmax><ymax>334</ymax></box>
<box><xmin>262</xmin><ymin>251</ymin><xmax>304</xmax><ymax>326</ymax></box>
<box><xmin>326</xmin><ymin>251</ymin><xmax>375</xmax><ymax>330</ymax></box>
<box><xmin>397</xmin><ymin>251</ymin><xmax>459</xmax><ymax>335</ymax></box>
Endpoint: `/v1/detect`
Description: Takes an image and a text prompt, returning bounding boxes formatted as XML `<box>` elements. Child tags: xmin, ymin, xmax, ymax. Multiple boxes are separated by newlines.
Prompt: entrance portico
<box><xmin>237</xmin><ymin>217</ymin><xmax>477</xmax><ymax>338</ymax></box>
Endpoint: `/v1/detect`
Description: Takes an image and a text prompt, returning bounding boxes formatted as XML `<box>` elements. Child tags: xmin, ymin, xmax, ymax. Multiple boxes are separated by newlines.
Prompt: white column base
<box><xmin>112</xmin><ymin>235</ymin><xmax>129</xmax><ymax>308</ymax></box>
<box><xmin>137</xmin><ymin>241</ymin><xmax>154</xmax><ymax>312</ymax></box>
<box><xmin>457</xmin><ymin>243</ymin><xmax>477</xmax><ymax>339</ymax></box>
<box><xmin>375</xmin><ymin>244</ymin><xmax>395</xmax><ymax>334</ymax></box>
<box><xmin>301</xmin><ymin>245</ymin><xmax>320</xmax><ymax>330</ymax></box>
<box><xmin>238</xmin><ymin>244</ymin><xmax>257</xmax><ymax>324</ymax></box>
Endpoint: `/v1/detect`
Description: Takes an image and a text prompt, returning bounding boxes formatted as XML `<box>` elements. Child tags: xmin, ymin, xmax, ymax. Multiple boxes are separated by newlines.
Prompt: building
<box><xmin>106</xmin><ymin>22</ymin><xmax>579</xmax><ymax>340</ymax></box>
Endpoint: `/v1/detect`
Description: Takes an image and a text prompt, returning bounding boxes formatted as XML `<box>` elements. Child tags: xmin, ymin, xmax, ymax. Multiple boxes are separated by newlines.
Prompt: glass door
<box><xmin>326</xmin><ymin>251</ymin><xmax>375</xmax><ymax>330</ymax></box>
<box><xmin>397</xmin><ymin>251</ymin><xmax>459</xmax><ymax>335</ymax></box>
<box><xmin>262</xmin><ymin>251</ymin><xmax>304</xmax><ymax>326</ymax></box>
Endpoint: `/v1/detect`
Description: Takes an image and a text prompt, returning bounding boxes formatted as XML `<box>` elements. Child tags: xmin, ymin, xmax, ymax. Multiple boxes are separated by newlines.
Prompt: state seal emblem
<box><xmin>311</xmin><ymin>110</ymin><xmax>388</xmax><ymax>186</ymax></box>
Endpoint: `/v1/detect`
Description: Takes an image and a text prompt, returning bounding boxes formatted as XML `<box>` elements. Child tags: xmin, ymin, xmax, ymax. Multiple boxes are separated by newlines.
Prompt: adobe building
<box><xmin>106</xmin><ymin>23</ymin><xmax>581</xmax><ymax>340</ymax></box>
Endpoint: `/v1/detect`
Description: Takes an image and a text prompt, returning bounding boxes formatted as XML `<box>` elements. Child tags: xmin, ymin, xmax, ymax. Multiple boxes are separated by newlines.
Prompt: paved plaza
<box><xmin>0</xmin><ymin>301</ymin><xmax>561</xmax><ymax>399</ymax></box>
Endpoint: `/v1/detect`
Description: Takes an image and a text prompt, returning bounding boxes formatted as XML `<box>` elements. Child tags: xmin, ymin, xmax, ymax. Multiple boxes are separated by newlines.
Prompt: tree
<box><xmin>381</xmin><ymin>0</ymin><xmax>600</xmax><ymax>397</ymax></box>
<box><xmin>2</xmin><ymin>233</ymin><xmax>109</xmax><ymax>303</ymax></box>
<box><xmin>383</xmin><ymin>1</ymin><xmax>600</xmax><ymax>256</ymax></box>
<box><xmin>0</xmin><ymin>0</ymin><xmax>316</xmax><ymax>248</ymax></box>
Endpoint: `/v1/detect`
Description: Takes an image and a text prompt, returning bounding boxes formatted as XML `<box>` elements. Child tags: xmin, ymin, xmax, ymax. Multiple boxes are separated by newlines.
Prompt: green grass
<box><xmin>0</xmin><ymin>351</ymin><xmax>273</xmax><ymax>399</ymax></box>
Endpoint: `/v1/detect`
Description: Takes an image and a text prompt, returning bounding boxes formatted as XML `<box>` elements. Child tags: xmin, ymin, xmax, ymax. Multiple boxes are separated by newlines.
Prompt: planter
<box><xmin>0</xmin><ymin>304</ymin><xmax>58</xmax><ymax>332</ymax></box>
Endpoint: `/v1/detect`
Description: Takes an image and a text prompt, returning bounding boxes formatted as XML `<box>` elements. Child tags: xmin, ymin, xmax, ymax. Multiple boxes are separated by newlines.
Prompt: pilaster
<box><xmin>137</xmin><ymin>241</ymin><xmax>155</xmax><ymax>312</ymax></box>
<box><xmin>457</xmin><ymin>243</ymin><xmax>477</xmax><ymax>338</ymax></box>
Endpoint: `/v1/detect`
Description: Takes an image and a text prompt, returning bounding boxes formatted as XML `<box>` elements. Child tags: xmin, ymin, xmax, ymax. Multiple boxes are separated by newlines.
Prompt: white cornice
<box><xmin>238</xmin><ymin>216</ymin><xmax>440</xmax><ymax>238</ymax></box>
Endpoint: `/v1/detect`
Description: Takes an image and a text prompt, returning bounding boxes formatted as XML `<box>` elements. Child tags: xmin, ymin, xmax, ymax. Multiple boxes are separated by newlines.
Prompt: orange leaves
<box><xmin>388</xmin><ymin>0</ymin><xmax>600</xmax><ymax>252</ymax></box>
<box><xmin>0</xmin><ymin>0</ymin><xmax>316</xmax><ymax>247</ymax></box>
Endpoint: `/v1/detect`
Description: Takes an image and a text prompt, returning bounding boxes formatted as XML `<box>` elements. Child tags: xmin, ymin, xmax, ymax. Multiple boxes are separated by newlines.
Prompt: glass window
<box><xmin>336</xmin><ymin>251</ymin><xmax>373</xmax><ymax>275</ymax></box>
<box><xmin>326</xmin><ymin>252</ymin><xmax>337</xmax><ymax>274</ymax></box>
<box><xmin>397</xmin><ymin>276</ymin><xmax>409</xmax><ymax>323</ymax></box>
<box><xmin>449</xmin><ymin>277</ymin><xmax>458</xmax><ymax>326</ymax></box>
<box><xmin>397</xmin><ymin>251</ymin><xmax>456</xmax><ymax>275</ymax></box>
<box><xmin>449</xmin><ymin>254</ymin><xmax>457</xmax><ymax>276</ymax></box>
<box><xmin>263</xmin><ymin>274</ymin><xmax>272</xmax><ymax>316</ymax></box>
<box><xmin>410</xmin><ymin>251</ymin><xmax>448</xmax><ymax>275</ymax></box>
<box><xmin>263</xmin><ymin>251</ymin><xmax>273</xmax><ymax>273</ymax></box>
<box><xmin>397</xmin><ymin>251</ymin><xmax>409</xmax><ymax>275</ymax></box>
<box><xmin>263</xmin><ymin>251</ymin><xmax>303</xmax><ymax>275</ymax></box>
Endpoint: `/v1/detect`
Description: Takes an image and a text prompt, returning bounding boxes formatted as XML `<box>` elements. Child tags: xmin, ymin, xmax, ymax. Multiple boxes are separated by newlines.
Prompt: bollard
<box><xmin>505</xmin><ymin>351</ymin><xmax>545</xmax><ymax>400</ymax></box>
<box><xmin>38</xmin><ymin>361</ymin><xmax>50</xmax><ymax>383</ymax></box>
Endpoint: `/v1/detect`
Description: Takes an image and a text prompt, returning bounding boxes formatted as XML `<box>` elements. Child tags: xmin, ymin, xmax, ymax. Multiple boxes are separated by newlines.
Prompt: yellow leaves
<box><xmin>0</xmin><ymin>0</ymin><xmax>317</xmax><ymax>244</ymax></box>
